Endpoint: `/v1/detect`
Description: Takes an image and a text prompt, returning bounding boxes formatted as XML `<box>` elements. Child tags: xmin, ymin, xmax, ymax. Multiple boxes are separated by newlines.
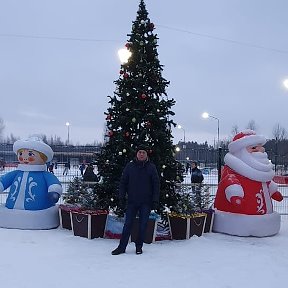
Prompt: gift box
<box><xmin>168</xmin><ymin>213</ymin><xmax>207</xmax><ymax>240</ymax></box>
<box><xmin>59</xmin><ymin>205</ymin><xmax>81</xmax><ymax>230</ymax></box>
<box><xmin>130</xmin><ymin>218</ymin><xmax>158</xmax><ymax>244</ymax></box>
<box><xmin>71</xmin><ymin>210</ymin><xmax>108</xmax><ymax>239</ymax></box>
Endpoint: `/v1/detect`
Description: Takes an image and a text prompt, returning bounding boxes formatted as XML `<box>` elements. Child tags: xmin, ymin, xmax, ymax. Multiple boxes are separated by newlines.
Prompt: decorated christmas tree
<box><xmin>96</xmin><ymin>0</ymin><xmax>184</xmax><ymax>217</ymax></box>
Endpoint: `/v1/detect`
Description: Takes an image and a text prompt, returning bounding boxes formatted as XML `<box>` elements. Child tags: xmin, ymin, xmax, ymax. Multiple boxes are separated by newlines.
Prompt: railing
<box><xmin>1</xmin><ymin>182</ymin><xmax>288</xmax><ymax>216</ymax></box>
<box><xmin>1</xmin><ymin>153</ymin><xmax>288</xmax><ymax>215</ymax></box>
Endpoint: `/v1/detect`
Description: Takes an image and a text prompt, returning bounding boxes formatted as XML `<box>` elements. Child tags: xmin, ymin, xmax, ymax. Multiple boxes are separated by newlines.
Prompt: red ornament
<box><xmin>140</xmin><ymin>93</ymin><xmax>147</xmax><ymax>99</ymax></box>
<box><xmin>106</xmin><ymin>114</ymin><xmax>111</xmax><ymax>120</ymax></box>
<box><xmin>125</xmin><ymin>43</ymin><xmax>130</xmax><ymax>48</ymax></box>
<box><xmin>119</xmin><ymin>70</ymin><xmax>124</xmax><ymax>74</ymax></box>
<box><xmin>125</xmin><ymin>132</ymin><xmax>130</xmax><ymax>137</ymax></box>
<box><xmin>108</xmin><ymin>130</ymin><xmax>114</xmax><ymax>137</ymax></box>
<box><xmin>123</xmin><ymin>73</ymin><xmax>129</xmax><ymax>78</ymax></box>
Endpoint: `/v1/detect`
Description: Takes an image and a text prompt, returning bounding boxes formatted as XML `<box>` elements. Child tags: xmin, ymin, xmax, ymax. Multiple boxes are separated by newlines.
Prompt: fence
<box><xmin>1</xmin><ymin>143</ymin><xmax>288</xmax><ymax>215</ymax></box>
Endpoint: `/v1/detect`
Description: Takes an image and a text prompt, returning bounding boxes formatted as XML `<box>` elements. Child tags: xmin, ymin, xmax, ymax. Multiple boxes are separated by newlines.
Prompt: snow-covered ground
<box><xmin>1</xmin><ymin>166</ymin><xmax>288</xmax><ymax>288</ymax></box>
<box><xmin>0</xmin><ymin>217</ymin><xmax>288</xmax><ymax>288</ymax></box>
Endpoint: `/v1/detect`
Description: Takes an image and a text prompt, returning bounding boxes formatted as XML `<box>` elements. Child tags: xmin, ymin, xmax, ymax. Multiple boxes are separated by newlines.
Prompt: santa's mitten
<box><xmin>225</xmin><ymin>184</ymin><xmax>244</xmax><ymax>205</ymax></box>
<box><xmin>48</xmin><ymin>192</ymin><xmax>60</xmax><ymax>203</ymax></box>
<box><xmin>271</xmin><ymin>191</ymin><xmax>283</xmax><ymax>202</ymax></box>
<box><xmin>230</xmin><ymin>196</ymin><xmax>244</xmax><ymax>206</ymax></box>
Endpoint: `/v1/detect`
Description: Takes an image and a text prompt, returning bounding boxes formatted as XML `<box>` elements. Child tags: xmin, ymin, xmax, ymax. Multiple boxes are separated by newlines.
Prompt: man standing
<box><xmin>191</xmin><ymin>161</ymin><xmax>204</xmax><ymax>185</ymax></box>
<box><xmin>191</xmin><ymin>161</ymin><xmax>204</xmax><ymax>191</ymax></box>
<box><xmin>111</xmin><ymin>145</ymin><xmax>160</xmax><ymax>255</ymax></box>
<box><xmin>190</xmin><ymin>161</ymin><xmax>204</xmax><ymax>208</ymax></box>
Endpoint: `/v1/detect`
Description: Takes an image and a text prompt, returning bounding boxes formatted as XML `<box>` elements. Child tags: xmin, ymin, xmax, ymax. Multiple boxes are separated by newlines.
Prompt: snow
<box><xmin>1</xmin><ymin>217</ymin><xmax>288</xmax><ymax>288</ymax></box>
<box><xmin>1</xmin><ymin>167</ymin><xmax>288</xmax><ymax>287</ymax></box>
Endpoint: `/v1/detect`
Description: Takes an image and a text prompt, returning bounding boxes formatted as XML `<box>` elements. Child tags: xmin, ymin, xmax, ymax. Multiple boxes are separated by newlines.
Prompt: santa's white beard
<box><xmin>234</xmin><ymin>149</ymin><xmax>273</xmax><ymax>173</ymax></box>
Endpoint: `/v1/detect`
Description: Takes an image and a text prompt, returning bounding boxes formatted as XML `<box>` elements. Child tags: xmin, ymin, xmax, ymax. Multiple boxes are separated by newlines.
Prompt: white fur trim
<box><xmin>0</xmin><ymin>205</ymin><xmax>60</xmax><ymax>229</ymax></box>
<box><xmin>48</xmin><ymin>184</ymin><xmax>62</xmax><ymax>195</ymax></box>
<box><xmin>229</xmin><ymin>134</ymin><xmax>266</xmax><ymax>153</ymax></box>
<box><xmin>13</xmin><ymin>138</ymin><xmax>54</xmax><ymax>162</ymax></box>
<box><xmin>269</xmin><ymin>181</ymin><xmax>278</xmax><ymax>194</ymax></box>
<box><xmin>0</xmin><ymin>182</ymin><xmax>4</xmax><ymax>193</ymax></box>
<box><xmin>17</xmin><ymin>164</ymin><xmax>46</xmax><ymax>171</ymax></box>
<box><xmin>224</xmin><ymin>153</ymin><xmax>274</xmax><ymax>182</ymax></box>
<box><xmin>212</xmin><ymin>209</ymin><xmax>281</xmax><ymax>237</ymax></box>
<box><xmin>225</xmin><ymin>184</ymin><xmax>244</xmax><ymax>202</ymax></box>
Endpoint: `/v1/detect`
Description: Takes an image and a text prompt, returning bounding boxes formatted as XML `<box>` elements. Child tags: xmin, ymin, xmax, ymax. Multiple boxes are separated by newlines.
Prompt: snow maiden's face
<box><xmin>17</xmin><ymin>149</ymin><xmax>46</xmax><ymax>165</ymax></box>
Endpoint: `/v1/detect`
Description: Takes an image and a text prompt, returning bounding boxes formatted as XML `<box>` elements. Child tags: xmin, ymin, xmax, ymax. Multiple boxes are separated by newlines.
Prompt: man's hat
<box><xmin>136</xmin><ymin>144</ymin><xmax>149</xmax><ymax>153</ymax></box>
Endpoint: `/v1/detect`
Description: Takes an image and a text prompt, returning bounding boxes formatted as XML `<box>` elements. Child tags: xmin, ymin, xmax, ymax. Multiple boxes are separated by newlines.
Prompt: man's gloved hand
<box><xmin>48</xmin><ymin>192</ymin><xmax>60</xmax><ymax>203</ymax></box>
<box><xmin>151</xmin><ymin>201</ymin><xmax>159</xmax><ymax>210</ymax></box>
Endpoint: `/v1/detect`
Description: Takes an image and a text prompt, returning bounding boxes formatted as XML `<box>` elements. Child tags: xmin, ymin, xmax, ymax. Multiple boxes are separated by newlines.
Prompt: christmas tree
<box><xmin>96</xmin><ymin>0</ymin><xmax>184</xmax><ymax>217</ymax></box>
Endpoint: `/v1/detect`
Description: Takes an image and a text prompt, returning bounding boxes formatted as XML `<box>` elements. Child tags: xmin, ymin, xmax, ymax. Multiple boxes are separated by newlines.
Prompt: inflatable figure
<box><xmin>213</xmin><ymin>130</ymin><xmax>283</xmax><ymax>237</ymax></box>
<box><xmin>0</xmin><ymin>137</ymin><xmax>62</xmax><ymax>229</ymax></box>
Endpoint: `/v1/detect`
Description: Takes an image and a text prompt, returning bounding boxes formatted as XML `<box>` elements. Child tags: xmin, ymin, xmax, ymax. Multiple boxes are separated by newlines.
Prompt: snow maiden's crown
<box><xmin>13</xmin><ymin>137</ymin><xmax>54</xmax><ymax>162</ymax></box>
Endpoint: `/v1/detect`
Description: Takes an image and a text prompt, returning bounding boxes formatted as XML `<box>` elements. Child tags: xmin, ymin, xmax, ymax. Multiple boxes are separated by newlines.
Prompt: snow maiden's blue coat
<box><xmin>0</xmin><ymin>164</ymin><xmax>62</xmax><ymax>229</ymax></box>
<box><xmin>0</xmin><ymin>164</ymin><xmax>62</xmax><ymax>210</ymax></box>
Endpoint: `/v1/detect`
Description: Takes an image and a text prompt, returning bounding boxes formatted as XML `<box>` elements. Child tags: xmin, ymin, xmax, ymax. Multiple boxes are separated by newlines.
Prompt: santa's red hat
<box><xmin>228</xmin><ymin>130</ymin><xmax>266</xmax><ymax>153</ymax></box>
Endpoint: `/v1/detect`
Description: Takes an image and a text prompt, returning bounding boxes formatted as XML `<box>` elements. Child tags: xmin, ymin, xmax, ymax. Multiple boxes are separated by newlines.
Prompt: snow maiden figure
<box><xmin>0</xmin><ymin>137</ymin><xmax>62</xmax><ymax>229</ymax></box>
<box><xmin>213</xmin><ymin>130</ymin><xmax>283</xmax><ymax>237</ymax></box>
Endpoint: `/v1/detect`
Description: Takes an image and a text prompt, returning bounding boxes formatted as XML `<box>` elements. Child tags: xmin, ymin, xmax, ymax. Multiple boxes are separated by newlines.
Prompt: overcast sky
<box><xmin>1</xmin><ymin>0</ymin><xmax>288</xmax><ymax>145</ymax></box>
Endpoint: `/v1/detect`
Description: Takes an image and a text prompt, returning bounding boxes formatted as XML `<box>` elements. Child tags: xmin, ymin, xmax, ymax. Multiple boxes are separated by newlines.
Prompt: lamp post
<box><xmin>177</xmin><ymin>125</ymin><xmax>186</xmax><ymax>161</ymax></box>
<box><xmin>283</xmin><ymin>79</ymin><xmax>288</xmax><ymax>89</ymax></box>
<box><xmin>202</xmin><ymin>112</ymin><xmax>221</xmax><ymax>183</ymax></box>
<box><xmin>66</xmin><ymin>122</ymin><xmax>70</xmax><ymax>145</ymax></box>
<box><xmin>177</xmin><ymin>124</ymin><xmax>186</xmax><ymax>143</ymax></box>
<box><xmin>202</xmin><ymin>113</ymin><xmax>219</xmax><ymax>148</ymax></box>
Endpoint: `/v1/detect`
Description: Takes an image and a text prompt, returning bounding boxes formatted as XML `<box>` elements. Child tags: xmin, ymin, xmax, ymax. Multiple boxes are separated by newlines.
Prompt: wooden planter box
<box><xmin>202</xmin><ymin>209</ymin><xmax>215</xmax><ymax>233</ymax></box>
<box><xmin>130</xmin><ymin>218</ymin><xmax>158</xmax><ymax>244</ymax></box>
<box><xmin>71</xmin><ymin>211</ymin><xmax>108</xmax><ymax>239</ymax></box>
<box><xmin>168</xmin><ymin>213</ymin><xmax>207</xmax><ymax>240</ymax></box>
<box><xmin>59</xmin><ymin>205</ymin><xmax>81</xmax><ymax>230</ymax></box>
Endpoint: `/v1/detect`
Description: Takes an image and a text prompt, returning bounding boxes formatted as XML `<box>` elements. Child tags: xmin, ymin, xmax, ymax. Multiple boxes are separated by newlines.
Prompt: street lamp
<box><xmin>202</xmin><ymin>112</ymin><xmax>221</xmax><ymax>183</ymax></box>
<box><xmin>283</xmin><ymin>79</ymin><xmax>288</xmax><ymax>89</ymax></box>
<box><xmin>118</xmin><ymin>47</ymin><xmax>132</xmax><ymax>64</ymax></box>
<box><xmin>202</xmin><ymin>112</ymin><xmax>219</xmax><ymax>148</ymax></box>
<box><xmin>177</xmin><ymin>124</ymin><xmax>186</xmax><ymax>143</ymax></box>
<box><xmin>177</xmin><ymin>124</ymin><xmax>186</xmax><ymax>161</ymax></box>
<box><xmin>66</xmin><ymin>122</ymin><xmax>70</xmax><ymax>145</ymax></box>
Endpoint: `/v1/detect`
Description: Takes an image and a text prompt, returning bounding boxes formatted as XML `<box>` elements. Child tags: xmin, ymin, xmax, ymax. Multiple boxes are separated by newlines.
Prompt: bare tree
<box><xmin>246</xmin><ymin>120</ymin><xmax>257</xmax><ymax>131</ymax></box>
<box><xmin>272</xmin><ymin>123</ymin><xmax>286</xmax><ymax>141</ymax></box>
<box><xmin>6</xmin><ymin>133</ymin><xmax>19</xmax><ymax>143</ymax></box>
<box><xmin>231</xmin><ymin>124</ymin><xmax>239</xmax><ymax>136</ymax></box>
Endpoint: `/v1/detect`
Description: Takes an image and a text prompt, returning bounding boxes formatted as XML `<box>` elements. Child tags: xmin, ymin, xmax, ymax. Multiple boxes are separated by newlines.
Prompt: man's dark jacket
<box><xmin>119</xmin><ymin>159</ymin><xmax>160</xmax><ymax>205</ymax></box>
<box><xmin>191</xmin><ymin>167</ymin><xmax>204</xmax><ymax>183</ymax></box>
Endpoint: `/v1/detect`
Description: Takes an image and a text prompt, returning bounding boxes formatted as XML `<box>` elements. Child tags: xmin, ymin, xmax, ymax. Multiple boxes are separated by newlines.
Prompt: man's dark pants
<box><xmin>118</xmin><ymin>203</ymin><xmax>151</xmax><ymax>251</ymax></box>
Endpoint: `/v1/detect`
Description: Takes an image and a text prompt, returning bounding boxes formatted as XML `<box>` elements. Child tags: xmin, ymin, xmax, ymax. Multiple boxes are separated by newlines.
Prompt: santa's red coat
<box><xmin>214</xmin><ymin>166</ymin><xmax>277</xmax><ymax>215</ymax></box>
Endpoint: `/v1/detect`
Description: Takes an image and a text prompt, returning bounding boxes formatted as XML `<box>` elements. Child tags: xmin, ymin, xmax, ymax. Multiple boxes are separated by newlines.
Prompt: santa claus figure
<box><xmin>0</xmin><ymin>137</ymin><xmax>62</xmax><ymax>229</ymax></box>
<box><xmin>213</xmin><ymin>130</ymin><xmax>283</xmax><ymax>237</ymax></box>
